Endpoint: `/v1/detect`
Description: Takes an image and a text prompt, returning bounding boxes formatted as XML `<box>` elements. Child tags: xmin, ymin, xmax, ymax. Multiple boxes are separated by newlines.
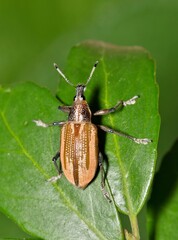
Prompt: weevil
<box><xmin>33</xmin><ymin>61</ymin><xmax>151</xmax><ymax>201</ymax></box>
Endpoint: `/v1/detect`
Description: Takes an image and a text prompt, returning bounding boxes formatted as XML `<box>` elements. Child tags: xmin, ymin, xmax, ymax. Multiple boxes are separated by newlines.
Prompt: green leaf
<box><xmin>0</xmin><ymin>41</ymin><xmax>160</xmax><ymax>239</ymax></box>
<box><xmin>57</xmin><ymin>40</ymin><xmax>160</xmax><ymax>215</ymax></box>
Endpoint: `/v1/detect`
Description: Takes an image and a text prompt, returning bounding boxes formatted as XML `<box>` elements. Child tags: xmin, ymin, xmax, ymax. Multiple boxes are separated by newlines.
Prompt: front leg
<box><xmin>94</xmin><ymin>95</ymin><xmax>139</xmax><ymax>116</ymax></box>
<box><xmin>58</xmin><ymin>105</ymin><xmax>72</xmax><ymax>113</ymax></box>
<box><xmin>33</xmin><ymin>120</ymin><xmax>66</xmax><ymax>128</ymax></box>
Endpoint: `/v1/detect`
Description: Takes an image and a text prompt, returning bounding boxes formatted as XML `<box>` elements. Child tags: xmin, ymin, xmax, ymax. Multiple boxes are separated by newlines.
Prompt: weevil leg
<box><xmin>58</xmin><ymin>105</ymin><xmax>72</xmax><ymax>113</ymax></box>
<box><xmin>52</xmin><ymin>151</ymin><xmax>61</xmax><ymax>174</ymax></box>
<box><xmin>99</xmin><ymin>152</ymin><xmax>112</xmax><ymax>202</ymax></box>
<box><xmin>48</xmin><ymin>151</ymin><xmax>63</xmax><ymax>182</ymax></box>
<box><xmin>33</xmin><ymin>120</ymin><xmax>66</xmax><ymax>128</ymax></box>
<box><xmin>94</xmin><ymin>96</ymin><xmax>139</xmax><ymax>116</ymax></box>
<box><xmin>98</xmin><ymin>125</ymin><xmax>152</xmax><ymax>145</ymax></box>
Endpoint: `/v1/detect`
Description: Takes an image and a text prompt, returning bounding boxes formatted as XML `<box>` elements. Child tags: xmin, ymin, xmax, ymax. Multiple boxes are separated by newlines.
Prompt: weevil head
<box><xmin>74</xmin><ymin>84</ymin><xmax>86</xmax><ymax>101</ymax></box>
<box><xmin>69</xmin><ymin>84</ymin><xmax>91</xmax><ymax>122</ymax></box>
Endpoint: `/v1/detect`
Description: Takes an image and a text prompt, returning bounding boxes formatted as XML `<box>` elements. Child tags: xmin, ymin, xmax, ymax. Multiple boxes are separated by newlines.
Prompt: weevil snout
<box><xmin>74</xmin><ymin>84</ymin><xmax>86</xmax><ymax>101</ymax></box>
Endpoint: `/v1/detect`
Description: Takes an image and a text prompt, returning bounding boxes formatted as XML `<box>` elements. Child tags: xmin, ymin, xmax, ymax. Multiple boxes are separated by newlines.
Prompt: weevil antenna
<box><xmin>54</xmin><ymin>63</ymin><xmax>75</xmax><ymax>87</ymax></box>
<box><xmin>85</xmin><ymin>61</ymin><xmax>99</xmax><ymax>86</ymax></box>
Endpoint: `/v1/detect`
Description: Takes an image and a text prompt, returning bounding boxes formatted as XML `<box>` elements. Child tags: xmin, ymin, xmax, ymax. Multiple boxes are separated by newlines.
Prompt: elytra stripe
<box><xmin>85</xmin><ymin>124</ymin><xmax>90</xmax><ymax>170</ymax></box>
<box><xmin>73</xmin><ymin>124</ymin><xmax>80</xmax><ymax>186</ymax></box>
<box><xmin>63</xmin><ymin>124</ymin><xmax>67</xmax><ymax>169</ymax></box>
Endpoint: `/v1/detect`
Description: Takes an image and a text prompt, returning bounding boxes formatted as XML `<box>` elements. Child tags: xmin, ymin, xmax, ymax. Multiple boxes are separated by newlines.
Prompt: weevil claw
<box><xmin>33</xmin><ymin>119</ymin><xmax>48</xmax><ymax>128</ymax></box>
<box><xmin>134</xmin><ymin>138</ymin><xmax>152</xmax><ymax>145</ymax></box>
<box><xmin>123</xmin><ymin>95</ymin><xmax>139</xmax><ymax>106</ymax></box>
<box><xmin>48</xmin><ymin>175</ymin><xmax>62</xmax><ymax>183</ymax></box>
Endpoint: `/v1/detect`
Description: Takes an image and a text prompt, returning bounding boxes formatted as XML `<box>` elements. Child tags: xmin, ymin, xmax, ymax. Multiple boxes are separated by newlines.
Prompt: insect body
<box><xmin>60</xmin><ymin>87</ymin><xmax>98</xmax><ymax>188</ymax></box>
<box><xmin>33</xmin><ymin>61</ymin><xmax>151</xmax><ymax>200</ymax></box>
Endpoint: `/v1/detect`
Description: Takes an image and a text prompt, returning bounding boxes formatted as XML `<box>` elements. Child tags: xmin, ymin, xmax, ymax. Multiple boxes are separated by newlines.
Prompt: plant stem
<box><xmin>129</xmin><ymin>214</ymin><xmax>140</xmax><ymax>240</ymax></box>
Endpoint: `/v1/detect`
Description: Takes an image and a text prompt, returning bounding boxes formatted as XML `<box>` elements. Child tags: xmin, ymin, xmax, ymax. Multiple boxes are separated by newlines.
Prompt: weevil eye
<box><xmin>73</xmin><ymin>95</ymin><xmax>85</xmax><ymax>101</ymax></box>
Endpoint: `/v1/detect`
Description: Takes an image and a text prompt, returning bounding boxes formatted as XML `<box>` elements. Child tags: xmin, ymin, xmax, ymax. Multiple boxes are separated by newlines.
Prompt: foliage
<box><xmin>0</xmin><ymin>41</ymin><xmax>160</xmax><ymax>239</ymax></box>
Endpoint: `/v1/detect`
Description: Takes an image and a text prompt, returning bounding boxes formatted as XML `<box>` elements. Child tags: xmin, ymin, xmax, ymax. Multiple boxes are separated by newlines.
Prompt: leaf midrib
<box><xmin>101</xmin><ymin>57</ymin><xmax>134</xmax><ymax>215</ymax></box>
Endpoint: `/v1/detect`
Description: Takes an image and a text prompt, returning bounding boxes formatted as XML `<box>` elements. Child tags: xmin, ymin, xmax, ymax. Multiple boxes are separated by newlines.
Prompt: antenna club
<box><xmin>54</xmin><ymin>63</ymin><xmax>58</xmax><ymax>69</ymax></box>
<box><xmin>54</xmin><ymin>62</ymin><xmax>75</xmax><ymax>87</ymax></box>
<box><xmin>94</xmin><ymin>61</ymin><xmax>99</xmax><ymax>67</ymax></box>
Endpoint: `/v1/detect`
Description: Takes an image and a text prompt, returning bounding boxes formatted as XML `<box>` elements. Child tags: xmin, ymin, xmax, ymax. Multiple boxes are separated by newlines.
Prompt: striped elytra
<box><xmin>60</xmin><ymin>122</ymin><xmax>98</xmax><ymax>188</ymax></box>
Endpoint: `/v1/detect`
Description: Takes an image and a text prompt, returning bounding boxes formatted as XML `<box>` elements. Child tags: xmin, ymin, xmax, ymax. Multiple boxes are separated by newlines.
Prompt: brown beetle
<box><xmin>33</xmin><ymin>61</ymin><xmax>151</xmax><ymax>201</ymax></box>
